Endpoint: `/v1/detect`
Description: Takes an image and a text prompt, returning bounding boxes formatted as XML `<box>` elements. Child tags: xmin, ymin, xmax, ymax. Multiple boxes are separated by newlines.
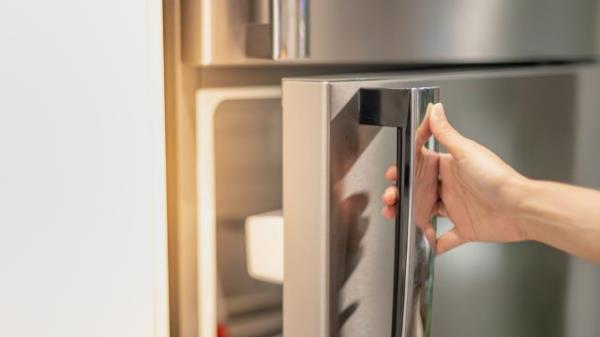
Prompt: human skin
<box><xmin>381</xmin><ymin>103</ymin><xmax>600</xmax><ymax>263</ymax></box>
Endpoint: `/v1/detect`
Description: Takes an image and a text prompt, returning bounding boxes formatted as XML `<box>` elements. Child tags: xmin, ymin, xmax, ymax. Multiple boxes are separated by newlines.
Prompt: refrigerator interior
<box><xmin>194</xmin><ymin>86</ymin><xmax>285</xmax><ymax>337</ymax></box>
<box><xmin>214</xmin><ymin>96</ymin><xmax>283</xmax><ymax>337</ymax></box>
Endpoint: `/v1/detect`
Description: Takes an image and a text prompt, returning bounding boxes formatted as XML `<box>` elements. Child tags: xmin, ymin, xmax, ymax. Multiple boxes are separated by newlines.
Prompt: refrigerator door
<box><xmin>184</xmin><ymin>0</ymin><xmax>597</xmax><ymax>65</ymax></box>
<box><xmin>283</xmin><ymin>66</ymin><xmax>594</xmax><ymax>337</ymax></box>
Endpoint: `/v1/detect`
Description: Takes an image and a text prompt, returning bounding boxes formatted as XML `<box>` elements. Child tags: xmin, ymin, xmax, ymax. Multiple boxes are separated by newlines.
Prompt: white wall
<box><xmin>0</xmin><ymin>1</ymin><xmax>168</xmax><ymax>337</ymax></box>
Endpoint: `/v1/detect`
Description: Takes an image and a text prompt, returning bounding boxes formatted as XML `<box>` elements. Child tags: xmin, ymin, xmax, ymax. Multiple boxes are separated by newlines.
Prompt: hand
<box><xmin>382</xmin><ymin>103</ymin><xmax>529</xmax><ymax>255</ymax></box>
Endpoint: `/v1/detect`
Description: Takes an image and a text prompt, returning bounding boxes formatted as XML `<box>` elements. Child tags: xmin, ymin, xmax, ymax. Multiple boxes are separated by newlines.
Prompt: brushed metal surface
<box><xmin>565</xmin><ymin>65</ymin><xmax>600</xmax><ymax>337</ymax></box>
<box><xmin>304</xmin><ymin>0</ymin><xmax>596</xmax><ymax>63</ymax></box>
<box><xmin>185</xmin><ymin>0</ymin><xmax>597</xmax><ymax>65</ymax></box>
<box><xmin>283</xmin><ymin>66</ymin><xmax>597</xmax><ymax>337</ymax></box>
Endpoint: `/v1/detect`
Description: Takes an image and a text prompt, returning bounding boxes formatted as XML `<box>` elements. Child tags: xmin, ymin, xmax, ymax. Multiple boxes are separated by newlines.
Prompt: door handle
<box><xmin>246</xmin><ymin>0</ymin><xmax>309</xmax><ymax>59</ymax></box>
<box><xmin>359</xmin><ymin>87</ymin><xmax>439</xmax><ymax>337</ymax></box>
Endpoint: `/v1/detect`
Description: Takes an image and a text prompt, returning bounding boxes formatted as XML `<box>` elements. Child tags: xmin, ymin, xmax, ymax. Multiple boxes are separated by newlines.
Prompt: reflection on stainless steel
<box><xmin>329</xmin><ymin>93</ymin><xmax>375</xmax><ymax>337</ymax></box>
<box><xmin>284</xmin><ymin>66</ymin><xmax>581</xmax><ymax>337</ymax></box>
<box><xmin>246</xmin><ymin>0</ymin><xmax>310</xmax><ymax>59</ymax></box>
<box><xmin>406</xmin><ymin>91</ymin><xmax>439</xmax><ymax>337</ymax></box>
<box><xmin>357</xmin><ymin>87</ymin><xmax>439</xmax><ymax>337</ymax></box>
<box><xmin>273</xmin><ymin>0</ymin><xmax>309</xmax><ymax>59</ymax></box>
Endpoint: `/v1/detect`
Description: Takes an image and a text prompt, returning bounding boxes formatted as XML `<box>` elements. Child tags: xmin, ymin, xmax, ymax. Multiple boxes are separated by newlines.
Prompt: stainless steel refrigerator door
<box><xmin>183</xmin><ymin>0</ymin><xmax>597</xmax><ymax>65</ymax></box>
<box><xmin>283</xmin><ymin>66</ymin><xmax>595</xmax><ymax>337</ymax></box>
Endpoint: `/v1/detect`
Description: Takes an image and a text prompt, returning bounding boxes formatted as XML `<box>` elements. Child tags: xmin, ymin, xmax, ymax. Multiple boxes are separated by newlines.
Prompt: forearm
<box><xmin>516</xmin><ymin>179</ymin><xmax>600</xmax><ymax>263</ymax></box>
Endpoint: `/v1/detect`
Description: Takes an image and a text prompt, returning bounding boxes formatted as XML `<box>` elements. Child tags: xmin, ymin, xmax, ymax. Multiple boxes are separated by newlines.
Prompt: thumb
<box><xmin>430</xmin><ymin>103</ymin><xmax>468</xmax><ymax>159</ymax></box>
<box><xmin>436</xmin><ymin>228</ymin><xmax>466</xmax><ymax>256</ymax></box>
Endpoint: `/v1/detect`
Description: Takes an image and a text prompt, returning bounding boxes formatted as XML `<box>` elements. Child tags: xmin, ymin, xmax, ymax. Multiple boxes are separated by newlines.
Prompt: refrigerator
<box><xmin>172</xmin><ymin>1</ymin><xmax>600</xmax><ymax>337</ymax></box>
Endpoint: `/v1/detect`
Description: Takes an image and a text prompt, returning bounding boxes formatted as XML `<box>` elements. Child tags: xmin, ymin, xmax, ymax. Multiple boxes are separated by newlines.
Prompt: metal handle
<box><xmin>359</xmin><ymin>87</ymin><xmax>439</xmax><ymax>337</ymax></box>
<box><xmin>246</xmin><ymin>0</ymin><xmax>309</xmax><ymax>59</ymax></box>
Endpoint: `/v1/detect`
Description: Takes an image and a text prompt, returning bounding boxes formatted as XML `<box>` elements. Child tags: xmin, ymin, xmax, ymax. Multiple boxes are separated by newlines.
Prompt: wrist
<box><xmin>509</xmin><ymin>176</ymin><xmax>538</xmax><ymax>241</ymax></box>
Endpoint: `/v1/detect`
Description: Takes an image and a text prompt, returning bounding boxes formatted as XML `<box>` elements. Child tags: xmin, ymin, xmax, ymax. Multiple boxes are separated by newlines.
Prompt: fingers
<box><xmin>436</xmin><ymin>228</ymin><xmax>466</xmax><ymax>256</ymax></box>
<box><xmin>429</xmin><ymin>103</ymin><xmax>468</xmax><ymax>160</ymax></box>
<box><xmin>436</xmin><ymin>200</ymin><xmax>448</xmax><ymax>217</ymax></box>
<box><xmin>415</xmin><ymin>105</ymin><xmax>433</xmax><ymax>150</ymax></box>
<box><xmin>381</xmin><ymin>184</ymin><xmax>398</xmax><ymax>219</ymax></box>
<box><xmin>381</xmin><ymin>186</ymin><xmax>398</xmax><ymax>206</ymax></box>
<box><xmin>385</xmin><ymin>165</ymin><xmax>397</xmax><ymax>181</ymax></box>
<box><xmin>381</xmin><ymin>205</ymin><xmax>396</xmax><ymax>219</ymax></box>
<box><xmin>383</xmin><ymin>168</ymin><xmax>399</xmax><ymax>219</ymax></box>
<box><xmin>424</xmin><ymin>225</ymin><xmax>436</xmax><ymax>245</ymax></box>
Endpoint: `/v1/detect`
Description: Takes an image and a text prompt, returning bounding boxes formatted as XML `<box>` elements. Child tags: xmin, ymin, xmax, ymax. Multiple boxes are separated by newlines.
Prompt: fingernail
<box><xmin>431</xmin><ymin>103</ymin><xmax>443</xmax><ymax>119</ymax></box>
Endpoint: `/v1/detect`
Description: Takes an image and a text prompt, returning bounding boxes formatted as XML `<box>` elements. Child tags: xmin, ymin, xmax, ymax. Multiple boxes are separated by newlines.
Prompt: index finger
<box><xmin>385</xmin><ymin>165</ymin><xmax>397</xmax><ymax>181</ymax></box>
<box><xmin>415</xmin><ymin>103</ymin><xmax>433</xmax><ymax>150</ymax></box>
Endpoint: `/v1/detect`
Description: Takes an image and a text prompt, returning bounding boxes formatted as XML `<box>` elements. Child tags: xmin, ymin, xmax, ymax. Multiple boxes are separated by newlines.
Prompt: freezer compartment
<box><xmin>283</xmin><ymin>65</ymin><xmax>600</xmax><ymax>337</ymax></box>
<box><xmin>182</xmin><ymin>0</ymin><xmax>597</xmax><ymax>65</ymax></box>
<box><xmin>196</xmin><ymin>87</ymin><xmax>283</xmax><ymax>337</ymax></box>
